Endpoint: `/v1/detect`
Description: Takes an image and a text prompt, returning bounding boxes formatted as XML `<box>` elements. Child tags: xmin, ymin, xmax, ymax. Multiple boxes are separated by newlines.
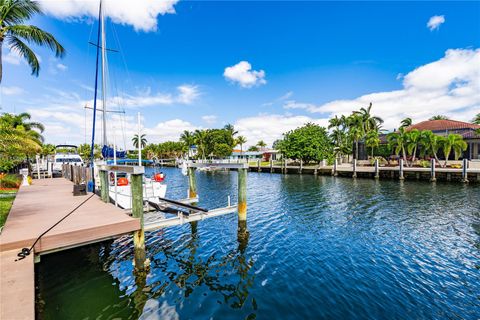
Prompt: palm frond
<box><xmin>6</xmin><ymin>35</ymin><xmax>40</xmax><ymax>75</ymax></box>
<box><xmin>7</xmin><ymin>25</ymin><xmax>65</xmax><ymax>57</ymax></box>
<box><xmin>1</xmin><ymin>0</ymin><xmax>41</xmax><ymax>26</ymax></box>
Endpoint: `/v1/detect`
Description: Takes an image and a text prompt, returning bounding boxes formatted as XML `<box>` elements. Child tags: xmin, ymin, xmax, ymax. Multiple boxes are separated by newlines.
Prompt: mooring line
<box><xmin>15</xmin><ymin>194</ymin><xmax>95</xmax><ymax>261</ymax></box>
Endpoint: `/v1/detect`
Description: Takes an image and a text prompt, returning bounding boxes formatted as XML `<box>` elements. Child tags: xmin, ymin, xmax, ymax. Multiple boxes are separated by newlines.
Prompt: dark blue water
<box><xmin>37</xmin><ymin>168</ymin><xmax>480</xmax><ymax>319</ymax></box>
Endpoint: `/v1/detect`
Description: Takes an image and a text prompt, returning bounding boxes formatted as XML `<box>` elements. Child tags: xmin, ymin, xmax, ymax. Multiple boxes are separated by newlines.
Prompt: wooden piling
<box><xmin>332</xmin><ymin>158</ymin><xmax>338</xmax><ymax>176</ymax></box>
<box><xmin>374</xmin><ymin>158</ymin><xmax>379</xmax><ymax>179</ymax></box>
<box><xmin>352</xmin><ymin>159</ymin><xmax>357</xmax><ymax>178</ymax></box>
<box><xmin>299</xmin><ymin>159</ymin><xmax>303</xmax><ymax>174</ymax></box>
<box><xmin>188</xmin><ymin>167</ymin><xmax>197</xmax><ymax>198</ymax></box>
<box><xmin>238</xmin><ymin>168</ymin><xmax>247</xmax><ymax>221</ymax></box>
<box><xmin>257</xmin><ymin>159</ymin><xmax>261</xmax><ymax>172</ymax></box>
<box><xmin>99</xmin><ymin>170</ymin><xmax>109</xmax><ymax>202</ymax></box>
<box><xmin>430</xmin><ymin>158</ymin><xmax>436</xmax><ymax>182</ymax></box>
<box><xmin>399</xmin><ymin>159</ymin><xmax>404</xmax><ymax>180</ymax></box>
<box><xmin>462</xmin><ymin>159</ymin><xmax>469</xmax><ymax>183</ymax></box>
<box><xmin>270</xmin><ymin>159</ymin><xmax>273</xmax><ymax>173</ymax></box>
<box><xmin>131</xmin><ymin>173</ymin><xmax>147</xmax><ymax>271</ymax></box>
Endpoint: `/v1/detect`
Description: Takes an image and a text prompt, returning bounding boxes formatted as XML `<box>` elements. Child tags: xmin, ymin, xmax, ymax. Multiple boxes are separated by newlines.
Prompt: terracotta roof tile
<box><xmin>407</xmin><ymin>119</ymin><xmax>480</xmax><ymax>131</ymax></box>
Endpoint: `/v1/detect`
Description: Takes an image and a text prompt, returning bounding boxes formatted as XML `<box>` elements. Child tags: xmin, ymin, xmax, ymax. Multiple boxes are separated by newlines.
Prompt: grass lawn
<box><xmin>0</xmin><ymin>190</ymin><xmax>17</xmax><ymax>228</ymax></box>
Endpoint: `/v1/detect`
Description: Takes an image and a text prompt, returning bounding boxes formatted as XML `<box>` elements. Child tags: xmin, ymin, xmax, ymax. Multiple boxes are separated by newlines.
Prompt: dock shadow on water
<box><xmin>36</xmin><ymin>167</ymin><xmax>480</xmax><ymax>319</ymax></box>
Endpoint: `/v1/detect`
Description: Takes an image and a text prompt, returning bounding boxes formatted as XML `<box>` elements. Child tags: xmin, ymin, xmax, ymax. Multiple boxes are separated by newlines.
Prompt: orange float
<box><xmin>117</xmin><ymin>177</ymin><xmax>129</xmax><ymax>186</ymax></box>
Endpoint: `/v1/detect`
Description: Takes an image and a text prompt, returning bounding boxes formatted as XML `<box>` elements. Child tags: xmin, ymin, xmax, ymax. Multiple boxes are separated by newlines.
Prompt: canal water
<box><xmin>36</xmin><ymin>167</ymin><xmax>480</xmax><ymax>319</ymax></box>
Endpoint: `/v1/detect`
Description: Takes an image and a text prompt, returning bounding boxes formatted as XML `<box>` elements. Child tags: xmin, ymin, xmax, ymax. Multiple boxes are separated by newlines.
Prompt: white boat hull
<box><xmin>109</xmin><ymin>179</ymin><xmax>167</xmax><ymax>209</ymax></box>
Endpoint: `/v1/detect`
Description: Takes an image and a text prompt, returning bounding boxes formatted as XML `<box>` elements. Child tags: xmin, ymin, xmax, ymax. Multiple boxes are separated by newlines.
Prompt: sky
<box><xmin>1</xmin><ymin>0</ymin><xmax>479</xmax><ymax>149</ymax></box>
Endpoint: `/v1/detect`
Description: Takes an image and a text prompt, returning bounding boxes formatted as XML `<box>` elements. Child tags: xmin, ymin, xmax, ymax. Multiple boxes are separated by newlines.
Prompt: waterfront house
<box><xmin>406</xmin><ymin>119</ymin><xmax>480</xmax><ymax>160</ymax></box>
<box><xmin>229</xmin><ymin>149</ymin><xmax>282</xmax><ymax>161</ymax></box>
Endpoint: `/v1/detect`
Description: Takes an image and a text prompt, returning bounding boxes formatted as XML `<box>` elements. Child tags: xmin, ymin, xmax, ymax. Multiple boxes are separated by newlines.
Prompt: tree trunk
<box><xmin>0</xmin><ymin>41</ymin><xmax>3</xmax><ymax>83</ymax></box>
<box><xmin>355</xmin><ymin>140</ymin><xmax>359</xmax><ymax>160</ymax></box>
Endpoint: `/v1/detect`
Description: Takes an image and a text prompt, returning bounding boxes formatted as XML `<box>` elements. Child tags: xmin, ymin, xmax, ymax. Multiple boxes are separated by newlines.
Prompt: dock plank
<box><xmin>0</xmin><ymin>178</ymin><xmax>140</xmax><ymax>253</ymax></box>
<box><xmin>0</xmin><ymin>249</ymin><xmax>34</xmax><ymax>320</ymax></box>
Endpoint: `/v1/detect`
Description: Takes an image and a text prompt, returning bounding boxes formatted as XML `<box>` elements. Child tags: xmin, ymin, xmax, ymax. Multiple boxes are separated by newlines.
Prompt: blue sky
<box><xmin>1</xmin><ymin>1</ymin><xmax>479</xmax><ymax>148</ymax></box>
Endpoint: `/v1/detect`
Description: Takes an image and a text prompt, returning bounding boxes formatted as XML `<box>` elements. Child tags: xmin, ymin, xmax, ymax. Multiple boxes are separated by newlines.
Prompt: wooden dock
<box><xmin>0</xmin><ymin>178</ymin><xmax>140</xmax><ymax>320</ymax></box>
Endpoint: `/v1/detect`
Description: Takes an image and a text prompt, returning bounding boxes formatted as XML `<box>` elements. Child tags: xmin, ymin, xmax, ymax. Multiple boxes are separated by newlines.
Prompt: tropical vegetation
<box><xmin>0</xmin><ymin>0</ymin><xmax>66</xmax><ymax>82</ymax></box>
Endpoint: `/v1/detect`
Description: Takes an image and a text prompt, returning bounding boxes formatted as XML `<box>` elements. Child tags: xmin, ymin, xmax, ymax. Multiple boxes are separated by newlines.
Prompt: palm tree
<box><xmin>256</xmin><ymin>140</ymin><xmax>267</xmax><ymax>150</ymax></box>
<box><xmin>429</xmin><ymin>115</ymin><xmax>449</xmax><ymax>121</ymax></box>
<box><xmin>1</xmin><ymin>112</ymin><xmax>44</xmax><ymax>142</ymax></box>
<box><xmin>0</xmin><ymin>0</ymin><xmax>66</xmax><ymax>83</ymax></box>
<box><xmin>236</xmin><ymin>135</ymin><xmax>247</xmax><ymax>154</ymax></box>
<box><xmin>387</xmin><ymin>127</ymin><xmax>408</xmax><ymax>164</ymax></box>
<box><xmin>441</xmin><ymin>134</ymin><xmax>467</xmax><ymax>167</ymax></box>
<box><xmin>421</xmin><ymin>130</ymin><xmax>443</xmax><ymax>164</ymax></box>
<box><xmin>224</xmin><ymin>124</ymin><xmax>238</xmax><ymax>137</ymax></box>
<box><xmin>365</xmin><ymin>130</ymin><xmax>380</xmax><ymax>158</ymax></box>
<box><xmin>132</xmin><ymin>134</ymin><xmax>147</xmax><ymax>149</ymax></box>
<box><xmin>347</xmin><ymin>114</ymin><xmax>364</xmax><ymax>160</ymax></box>
<box><xmin>353</xmin><ymin>102</ymin><xmax>384</xmax><ymax>133</ymax></box>
<box><xmin>406</xmin><ymin>129</ymin><xmax>421</xmax><ymax>164</ymax></box>
<box><xmin>472</xmin><ymin>113</ymin><xmax>480</xmax><ymax>125</ymax></box>
<box><xmin>400</xmin><ymin>117</ymin><xmax>412</xmax><ymax>128</ymax></box>
<box><xmin>194</xmin><ymin>129</ymin><xmax>208</xmax><ymax>160</ymax></box>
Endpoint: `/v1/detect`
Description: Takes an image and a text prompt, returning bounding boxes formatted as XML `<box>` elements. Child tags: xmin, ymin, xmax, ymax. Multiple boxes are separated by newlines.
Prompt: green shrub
<box><xmin>419</xmin><ymin>160</ymin><xmax>430</xmax><ymax>168</ymax></box>
<box><xmin>0</xmin><ymin>174</ymin><xmax>21</xmax><ymax>188</ymax></box>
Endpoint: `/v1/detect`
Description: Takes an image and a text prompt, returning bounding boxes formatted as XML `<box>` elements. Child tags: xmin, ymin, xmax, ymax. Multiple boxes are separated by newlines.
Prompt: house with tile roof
<box><xmin>406</xmin><ymin>119</ymin><xmax>480</xmax><ymax>160</ymax></box>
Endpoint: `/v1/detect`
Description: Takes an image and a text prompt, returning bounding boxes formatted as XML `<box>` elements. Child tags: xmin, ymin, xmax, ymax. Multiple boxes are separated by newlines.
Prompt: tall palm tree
<box><xmin>353</xmin><ymin>102</ymin><xmax>384</xmax><ymax>133</ymax></box>
<box><xmin>236</xmin><ymin>135</ymin><xmax>247</xmax><ymax>154</ymax></box>
<box><xmin>441</xmin><ymin>134</ymin><xmax>467</xmax><ymax>167</ymax></box>
<box><xmin>400</xmin><ymin>117</ymin><xmax>412</xmax><ymax>128</ymax></box>
<box><xmin>132</xmin><ymin>134</ymin><xmax>147</xmax><ymax>149</ymax></box>
<box><xmin>256</xmin><ymin>140</ymin><xmax>267</xmax><ymax>150</ymax></box>
<box><xmin>0</xmin><ymin>0</ymin><xmax>66</xmax><ymax>83</ymax></box>
<box><xmin>429</xmin><ymin>115</ymin><xmax>449</xmax><ymax>121</ymax></box>
<box><xmin>224</xmin><ymin>124</ymin><xmax>238</xmax><ymax>137</ymax></box>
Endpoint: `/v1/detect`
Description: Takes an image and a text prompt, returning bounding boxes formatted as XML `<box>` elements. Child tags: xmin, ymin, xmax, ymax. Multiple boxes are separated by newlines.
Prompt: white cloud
<box><xmin>1</xmin><ymin>86</ymin><xmax>25</xmax><ymax>95</ymax></box>
<box><xmin>38</xmin><ymin>0</ymin><xmax>179</xmax><ymax>32</ymax></box>
<box><xmin>56</xmin><ymin>63</ymin><xmax>68</xmax><ymax>71</ymax></box>
<box><xmin>224</xmin><ymin>61</ymin><xmax>266</xmax><ymax>88</ymax></box>
<box><xmin>427</xmin><ymin>15</ymin><xmax>445</xmax><ymax>31</ymax></box>
<box><xmin>234</xmin><ymin>114</ymin><xmax>329</xmax><ymax>148</ymax></box>
<box><xmin>144</xmin><ymin>119</ymin><xmax>198</xmax><ymax>143</ymax></box>
<box><xmin>201</xmin><ymin>115</ymin><xmax>217</xmax><ymax>124</ymax></box>
<box><xmin>283</xmin><ymin>100</ymin><xmax>320</xmax><ymax>113</ymax></box>
<box><xmin>176</xmin><ymin>85</ymin><xmax>200</xmax><ymax>104</ymax></box>
<box><xmin>3</xmin><ymin>50</ymin><xmax>21</xmax><ymax>65</ymax></box>
<box><xmin>292</xmin><ymin>48</ymin><xmax>480</xmax><ymax>130</ymax></box>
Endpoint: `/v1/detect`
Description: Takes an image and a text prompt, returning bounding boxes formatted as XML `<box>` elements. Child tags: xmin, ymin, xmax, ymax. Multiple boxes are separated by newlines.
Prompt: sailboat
<box><xmin>90</xmin><ymin>0</ymin><xmax>166</xmax><ymax>209</ymax></box>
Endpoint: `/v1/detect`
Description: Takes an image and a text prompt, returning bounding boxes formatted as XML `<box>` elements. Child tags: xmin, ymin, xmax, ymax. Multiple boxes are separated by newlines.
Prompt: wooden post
<box><xmin>270</xmin><ymin>159</ymin><xmax>273</xmax><ymax>173</ymax></box>
<box><xmin>131</xmin><ymin>173</ymin><xmax>147</xmax><ymax>271</ymax></box>
<box><xmin>299</xmin><ymin>159</ymin><xmax>303</xmax><ymax>174</ymax></box>
<box><xmin>257</xmin><ymin>159</ymin><xmax>261</xmax><ymax>172</ymax></box>
<box><xmin>352</xmin><ymin>159</ymin><xmax>357</xmax><ymax>178</ymax></box>
<box><xmin>399</xmin><ymin>159</ymin><xmax>404</xmax><ymax>180</ymax></box>
<box><xmin>430</xmin><ymin>158</ymin><xmax>436</xmax><ymax>182</ymax></box>
<box><xmin>99</xmin><ymin>170</ymin><xmax>109</xmax><ymax>202</ymax></box>
<box><xmin>238</xmin><ymin>168</ymin><xmax>247</xmax><ymax>221</ymax></box>
<box><xmin>462</xmin><ymin>159</ymin><xmax>469</xmax><ymax>183</ymax></box>
<box><xmin>374</xmin><ymin>158</ymin><xmax>379</xmax><ymax>179</ymax></box>
<box><xmin>332</xmin><ymin>158</ymin><xmax>338</xmax><ymax>176</ymax></box>
<box><xmin>188</xmin><ymin>167</ymin><xmax>197</xmax><ymax>198</ymax></box>
<box><xmin>70</xmin><ymin>165</ymin><xmax>74</xmax><ymax>182</ymax></box>
<box><xmin>284</xmin><ymin>159</ymin><xmax>288</xmax><ymax>174</ymax></box>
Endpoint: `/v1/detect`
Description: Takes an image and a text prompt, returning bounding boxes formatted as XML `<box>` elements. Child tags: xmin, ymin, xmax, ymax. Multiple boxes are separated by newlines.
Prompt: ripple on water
<box><xmin>36</xmin><ymin>168</ymin><xmax>480</xmax><ymax>319</ymax></box>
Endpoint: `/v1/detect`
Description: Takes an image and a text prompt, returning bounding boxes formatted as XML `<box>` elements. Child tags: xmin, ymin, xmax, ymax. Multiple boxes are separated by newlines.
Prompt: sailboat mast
<box><xmin>100</xmin><ymin>0</ymin><xmax>108</xmax><ymax>146</ymax></box>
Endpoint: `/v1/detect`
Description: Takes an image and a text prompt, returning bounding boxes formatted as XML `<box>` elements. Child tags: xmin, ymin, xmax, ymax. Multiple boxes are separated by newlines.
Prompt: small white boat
<box><xmin>108</xmin><ymin>174</ymin><xmax>167</xmax><ymax>210</ymax></box>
